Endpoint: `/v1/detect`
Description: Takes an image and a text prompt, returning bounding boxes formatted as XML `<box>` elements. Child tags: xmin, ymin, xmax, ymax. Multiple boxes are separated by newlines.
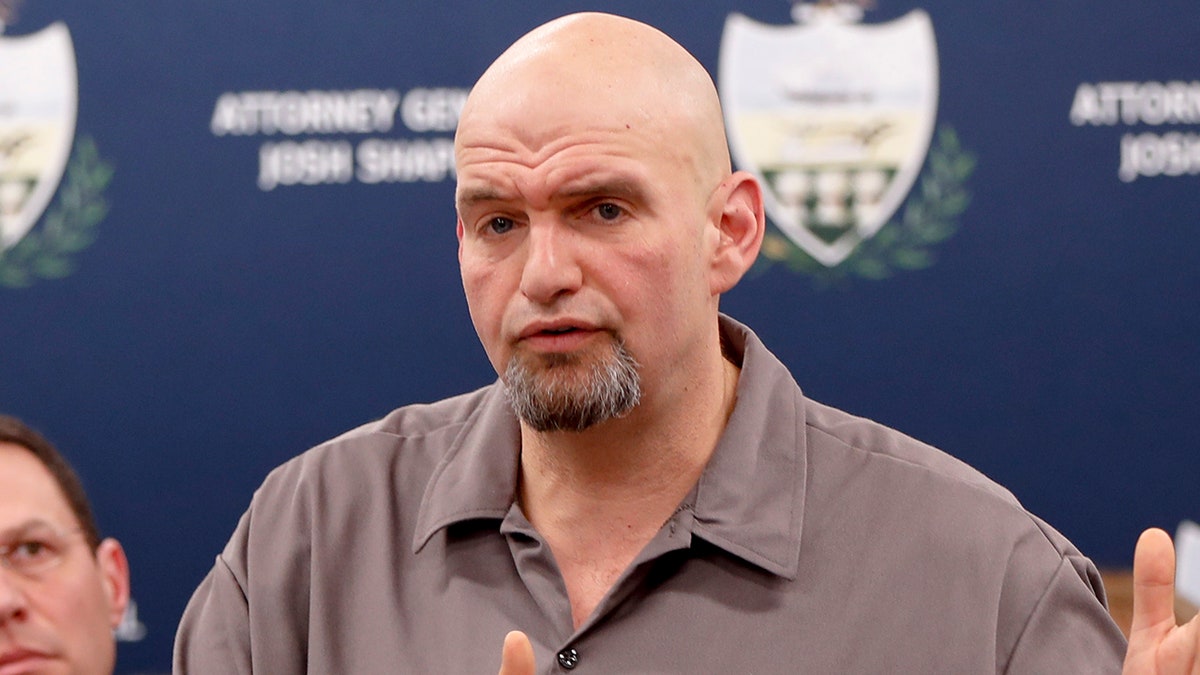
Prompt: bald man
<box><xmin>175</xmin><ymin>13</ymin><xmax>1198</xmax><ymax>674</ymax></box>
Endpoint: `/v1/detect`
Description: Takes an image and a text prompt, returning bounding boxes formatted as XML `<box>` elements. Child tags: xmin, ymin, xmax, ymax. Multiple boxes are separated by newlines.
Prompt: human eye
<box><xmin>2</xmin><ymin>538</ymin><xmax>59</xmax><ymax>572</ymax></box>
<box><xmin>15</xmin><ymin>540</ymin><xmax>50</xmax><ymax>558</ymax></box>
<box><xmin>487</xmin><ymin>216</ymin><xmax>516</xmax><ymax>235</ymax></box>
<box><xmin>593</xmin><ymin>202</ymin><xmax>624</xmax><ymax>221</ymax></box>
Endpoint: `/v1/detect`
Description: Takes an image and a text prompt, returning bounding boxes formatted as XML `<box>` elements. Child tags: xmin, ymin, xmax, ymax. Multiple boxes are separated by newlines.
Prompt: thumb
<box><xmin>1130</xmin><ymin>527</ymin><xmax>1177</xmax><ymax>636</ymax></box>
<box><xmin>498</xmin><ymin>630</ymin><xmax>537</xmax><ymax>675</ymax></box>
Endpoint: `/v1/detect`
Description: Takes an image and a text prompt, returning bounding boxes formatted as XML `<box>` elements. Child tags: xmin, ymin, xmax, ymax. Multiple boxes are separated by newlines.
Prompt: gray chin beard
<box><xmin>503</xmin><ymin>339</ymin><xmax>642</xmax><ymax>433</ymax></box>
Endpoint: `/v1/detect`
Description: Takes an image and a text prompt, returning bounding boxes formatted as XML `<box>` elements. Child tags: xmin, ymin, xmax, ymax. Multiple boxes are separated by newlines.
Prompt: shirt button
<box><xmin>556</xmin><ymin>647</ymin><xmax>579</xmax><ymax>670</ymax></box>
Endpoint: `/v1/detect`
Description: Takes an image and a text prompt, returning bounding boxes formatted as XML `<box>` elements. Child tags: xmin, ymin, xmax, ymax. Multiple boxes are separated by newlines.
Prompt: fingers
<box><xmin>1131</xmin><ymin>527</ymin><xmax>1178</xmax><ymax>636</ymax></box>
<box><xmin>1186</xmin><ymin>615</ymin><xmax>1200</xmax><ymax>675</ymax></box>
<box><xmin>498</xmin><ymin>630</ymin><xmax>536</xmax><ymax>675</ymax></box>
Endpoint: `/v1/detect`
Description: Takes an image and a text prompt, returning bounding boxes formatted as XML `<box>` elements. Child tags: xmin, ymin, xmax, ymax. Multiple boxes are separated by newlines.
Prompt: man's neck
<box><xmin>518</xmin><ymin>353</ymin><xmax>739</xmax><ymax>515</ymax></box>
<box><xmin>515</xmin><ymin>353</ymin><xmax>741</xmax><ymax>627</ymax></box>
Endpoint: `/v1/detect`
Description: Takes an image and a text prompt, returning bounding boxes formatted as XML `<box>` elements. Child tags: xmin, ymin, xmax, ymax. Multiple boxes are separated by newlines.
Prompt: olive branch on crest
<box><xmin>758</xmin><ymin>125</ymin><xmax>975</xmax><ymax>284</ymax></box>
<box><xmin>0</xmin><ymin>136</ymin><xmax>112</xmax><ymax>288</ymax></box>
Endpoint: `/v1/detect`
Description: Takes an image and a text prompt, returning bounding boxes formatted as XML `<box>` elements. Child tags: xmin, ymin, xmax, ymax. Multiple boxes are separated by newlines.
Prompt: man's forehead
<box><xmin>456</xmin><ymin>155</ymin><xmax>653</xmax><ymax>210</ymax></box>
<box><xmin>454</xmin><ymin>108</ymin><xmax>682</xmax><ymax>192</ymax></box>
<box><xmin>0</xmin><ymin>516</ymin><xmax>69</xmax><ymax>540</ymax></box>
<box><xmin>0</xmin><ymin>442</ymin><xmax>78</xmax><ymax>530</ymax></box>
<box><xmin>456</xmin><ymin>81</ymin><xmax>659</xmax><ymax>163</ymax></box>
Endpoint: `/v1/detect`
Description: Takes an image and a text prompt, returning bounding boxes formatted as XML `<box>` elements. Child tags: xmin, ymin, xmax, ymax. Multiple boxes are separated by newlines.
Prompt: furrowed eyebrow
<box><xmin>455</xmin><ymin>178</ymin><xmax>648</xmax><ymax>214</ymax></box>
<box><xmin>559</xmin><ymin>178</ymin><xmax>646</xmax><ymax>204</ymax></box>
<box><xmin>455</xmin><ymin>187</ymin><xmax>508</xmax><ymax>214</ymax></box>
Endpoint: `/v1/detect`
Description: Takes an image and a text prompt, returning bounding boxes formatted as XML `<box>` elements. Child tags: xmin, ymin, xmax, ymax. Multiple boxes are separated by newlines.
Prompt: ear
<box><xmin>95</xmin><ymin>538</ymin><xmax>131</xmax><ymax>630</ymax></box>
<box><xmin>707</xmin><ymin>171</ymin><xmax>765</xmax><ymax>295</ymax></box>
<box><xmin>456</xmin><ymin>215</ymin><xmax>466</xmax><ymax>263</ymax></box>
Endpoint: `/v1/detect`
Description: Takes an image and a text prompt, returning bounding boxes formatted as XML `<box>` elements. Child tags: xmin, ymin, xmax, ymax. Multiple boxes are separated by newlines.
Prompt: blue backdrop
<box><xmin>1</xmin><ymin>2</ymin><xmax>1197</xmax><ymax>671</ymax></box>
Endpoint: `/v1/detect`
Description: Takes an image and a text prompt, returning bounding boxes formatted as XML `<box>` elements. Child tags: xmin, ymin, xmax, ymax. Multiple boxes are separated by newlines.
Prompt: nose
<box><xmin>0</xmin><ymin>568</ymin><xmax>29</xmax><ymax>624</ymax></box>
<box><xmin>519</xmin><ymin>220</ymin><xmax>583</xmax><ymax>305</ymax></box>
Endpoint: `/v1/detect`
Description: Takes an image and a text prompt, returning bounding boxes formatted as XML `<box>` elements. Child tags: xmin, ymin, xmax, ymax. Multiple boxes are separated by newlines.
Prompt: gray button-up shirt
<box><xmin>175</xmin><ymin>316</ymin><xmax>1126</xmax><ymax>673</ymax></box>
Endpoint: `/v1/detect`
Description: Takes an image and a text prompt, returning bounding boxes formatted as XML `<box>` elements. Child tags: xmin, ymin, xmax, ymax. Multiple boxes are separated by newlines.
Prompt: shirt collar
<box><xmin>687</xmin><ymin>315</ymin><xmax>807</xmax><ymax>579</ymax></box>
<box><xmin>412</xmin><ymin>315</ymin><xmax>808</xmax><ymax>580</ymax></box>
<box><xmin>411</xmin><ymin>384</ymin><xmax>522</xmax><ymax>553</ymax></box>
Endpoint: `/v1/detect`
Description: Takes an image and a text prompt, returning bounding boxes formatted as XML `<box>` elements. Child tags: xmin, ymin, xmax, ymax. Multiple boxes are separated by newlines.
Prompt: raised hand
<box><xmin>1123</xmin><ymin>528</ymin><xmax>1200</xmax><ymax>674</ymax></box>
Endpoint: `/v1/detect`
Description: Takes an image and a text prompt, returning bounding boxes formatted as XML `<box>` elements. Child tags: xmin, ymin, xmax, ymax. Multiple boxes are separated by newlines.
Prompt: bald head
<box><xmin>456</xmin><ymin>12</ymin><xmax>732</xmax><ymax>190</ymax></box>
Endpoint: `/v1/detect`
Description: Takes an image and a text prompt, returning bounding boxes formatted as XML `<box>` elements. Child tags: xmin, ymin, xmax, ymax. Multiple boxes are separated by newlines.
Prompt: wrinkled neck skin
<box><xmin>516</xmin><ymin>334</ymin><xmax>740</xmax><ymax>630</ymax></box>
<box><xmin>517</xmin><ymin>340</ymin><xmax>740</xmax><ymax>543</ymax></box>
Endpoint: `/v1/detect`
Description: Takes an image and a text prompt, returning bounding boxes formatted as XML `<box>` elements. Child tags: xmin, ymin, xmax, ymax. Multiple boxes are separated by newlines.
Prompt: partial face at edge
<box><xmin>0</xmin><ymin>443</ymin><xmax>128</xmax><ymax>675</ymax></box>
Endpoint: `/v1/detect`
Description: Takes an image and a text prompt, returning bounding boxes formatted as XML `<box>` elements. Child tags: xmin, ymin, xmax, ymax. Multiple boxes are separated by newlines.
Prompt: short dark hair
<box><xmin>0</xmin><ymin>415</ymin><xmax>102</xmax><ymax>551</ymax></box>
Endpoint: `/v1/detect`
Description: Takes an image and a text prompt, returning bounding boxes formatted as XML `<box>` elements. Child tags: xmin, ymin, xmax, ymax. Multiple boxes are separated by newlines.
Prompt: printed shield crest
<box><xmin>719</xmin><ymin>10</ymin><xmax>938</xmax><ymax>266</ymax></box>
<box><xmin>0</xmin><ymin>22</ymin><xmax>77</xmax><ymax>250</ymax></box>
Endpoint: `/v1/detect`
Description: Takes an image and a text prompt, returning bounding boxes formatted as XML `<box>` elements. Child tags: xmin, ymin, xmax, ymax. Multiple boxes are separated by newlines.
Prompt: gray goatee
<box><xmin>504</xmin><ymin>339</ymin><xmax>641</xmax><ymax>432</ymax></box>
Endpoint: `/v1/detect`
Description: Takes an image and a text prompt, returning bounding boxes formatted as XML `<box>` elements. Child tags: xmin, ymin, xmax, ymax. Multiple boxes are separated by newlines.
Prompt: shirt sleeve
<box><xmin>172</xmin><ymin>478</ymin><xmax>313</xmax><ymax>675</ymax></box>
<box><xmin>174</xmin><ymin>444</ymin><xmax>331</xmax><ymax>673</ymax></box>
<box><xmin>1001</xmin><ymin>548</ymin><xmax>1128</xmax><ymax>673</ymax></box>
<box><xmin>173</xmin><ymin>552</ymin><xmax>254</xmax><ymax>675</ymax></box>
